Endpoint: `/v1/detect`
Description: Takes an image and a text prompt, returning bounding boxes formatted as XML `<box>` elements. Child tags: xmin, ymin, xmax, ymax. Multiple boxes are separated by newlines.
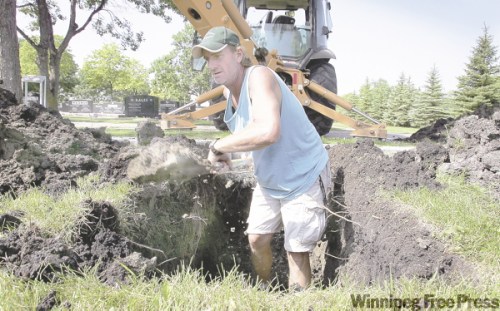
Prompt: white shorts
<box><xmin>246</xmin><ymin>165</ymin><xmax>331</xmax><ymax>252</ymax></box>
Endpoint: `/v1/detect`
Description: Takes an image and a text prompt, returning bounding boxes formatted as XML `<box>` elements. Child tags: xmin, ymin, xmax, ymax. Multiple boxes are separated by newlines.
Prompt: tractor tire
<box><xmin>304</xmin><ymin>60</ymin><xmax>338</xmax><ymax>136</ymax></box>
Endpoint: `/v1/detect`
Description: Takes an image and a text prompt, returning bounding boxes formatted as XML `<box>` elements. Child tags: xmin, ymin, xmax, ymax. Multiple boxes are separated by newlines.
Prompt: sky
<box><xmin>18</xmin><ymin>0</ymin><xmax>500</xmax><ymax>95</ymax></box>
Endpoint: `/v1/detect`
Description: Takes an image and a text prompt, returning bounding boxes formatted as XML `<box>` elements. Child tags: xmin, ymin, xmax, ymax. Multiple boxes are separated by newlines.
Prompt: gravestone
<box><xmin>124</xmin><ymin>95</ymin><xmax>159</xmax><ymax>118</ymax></box>
<box><xmin>159</xmin><ymin>99</ymin><xmax>181</xmax><ymax>114</ymax></box>
<box><xmin>68</xmin><ymin>99</ymin><xmax>93</xmax><ymax>113</ymax></box>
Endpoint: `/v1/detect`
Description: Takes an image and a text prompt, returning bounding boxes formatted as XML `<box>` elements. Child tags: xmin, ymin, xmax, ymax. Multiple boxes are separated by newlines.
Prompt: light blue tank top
<box><xmin>224</xmin><ymin>66</ymin><xmax>328</xmax><ymax>199</ymax></box>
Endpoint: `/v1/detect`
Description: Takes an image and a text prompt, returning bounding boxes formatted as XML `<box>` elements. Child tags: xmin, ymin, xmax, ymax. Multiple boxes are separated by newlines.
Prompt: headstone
<box><xmin>124</xmin><ymin>95</ymin><xmax>159</xmax><ymax>118</ymax></box>
<box><xmin>159</xmin><ymin>100</ymin><xmax>181</xmax><ymax>113</ymax></box>
<box><xmin>69</xmin><ymin>99</ymin><xmax>93</xmax><ymax>113</ymax></box>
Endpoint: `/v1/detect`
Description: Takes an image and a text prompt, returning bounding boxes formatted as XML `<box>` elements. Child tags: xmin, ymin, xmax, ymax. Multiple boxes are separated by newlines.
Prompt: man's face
<box><xmin>203</xmin><ymin>46</ymin><xmax>240</xmax><ymax>85</ymax></box>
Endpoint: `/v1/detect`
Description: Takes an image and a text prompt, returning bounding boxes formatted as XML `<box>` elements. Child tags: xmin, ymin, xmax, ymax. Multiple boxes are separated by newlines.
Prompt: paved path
<box><xmin>73</xmin><ymin>122</ymin><xmax>137</xmax><ymax>129</ymax></box>
<box><xmin>325</xmin><ymin>128</ymin><xmax>411</xmax><ymax>141</ymax></box>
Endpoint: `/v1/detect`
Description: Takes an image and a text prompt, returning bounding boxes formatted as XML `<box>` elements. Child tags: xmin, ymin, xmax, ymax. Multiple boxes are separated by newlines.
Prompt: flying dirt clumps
<box><xmin>0</xmin><ymin>87</ymin><xmax>125</xmax><ymax>196</ymax></box>
<box><xmin>126</xmin><ymin>138</ymin><xmax>211</xmax><ymax>184</ymax></box>
<box><xmin>135</xmin><ymin>119</ymin><xmax>165</xmax><ymax>146</ymax></box>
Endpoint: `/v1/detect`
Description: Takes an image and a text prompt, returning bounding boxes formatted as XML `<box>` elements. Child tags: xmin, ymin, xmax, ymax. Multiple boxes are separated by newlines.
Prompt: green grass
<box><xmin>163</xmin><ymin>129</ymin><xmax>230</xmax><ymax>140</ymax></box>
<box><xmin>387</xmin><ymin>125</ymin><xmax>419</xmax><ymax>135</ymax></box>
<box><xmin>0</xmin><ymin>175</ymin><xmax>134</xmax><ymax>240</ymax></box>
<box><xmin>64</xmin><ymin>115</ymin><xmax>213</xmax><ymax>126</ymax></box>
<box><xmin>67</xmin><ymin>114</ymin><xmax>418</xmax><ymax>141</ymax></box>
<box><xmin>392</xmin><ymin>174</ymin><xmax>500</xmax><ymax>272</ymax></box>
<box><xmin>0</xmin><ymin>265</ymin><xmax>497</xmax><ymax>310</ymax></box>
<box><xmin>104</xmin><ymin>128</ymin><xmax>137</xmax><ymax>137</ymax></box>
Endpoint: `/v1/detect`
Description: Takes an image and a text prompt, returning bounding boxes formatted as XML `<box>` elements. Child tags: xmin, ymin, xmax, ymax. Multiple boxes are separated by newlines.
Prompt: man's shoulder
<box><xmin>247</xmin><ymin>65</ymin><xmax>277</xmax><ymax>85</ymax></box>
<box><xmin>249</xmin><ymin>65</ymin><xmax>273</xmax><ymax>75</ymax></box>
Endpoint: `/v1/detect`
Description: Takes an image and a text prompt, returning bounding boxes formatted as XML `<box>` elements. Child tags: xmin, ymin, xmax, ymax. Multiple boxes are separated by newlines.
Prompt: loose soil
<box><xmin>1</xmin><ymin>87</ymin><xmax>498</xmax><ymax>298</ymax></box>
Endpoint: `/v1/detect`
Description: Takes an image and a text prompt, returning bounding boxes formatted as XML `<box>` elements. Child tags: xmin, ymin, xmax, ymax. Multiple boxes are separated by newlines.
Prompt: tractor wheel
<box><xmin>305</xmin><ymin>60</ymin><xmax>338</xmax><ymax>136</ymax></box>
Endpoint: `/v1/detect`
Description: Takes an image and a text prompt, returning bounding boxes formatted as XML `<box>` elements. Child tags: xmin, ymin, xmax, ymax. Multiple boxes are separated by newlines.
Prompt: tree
<box><xmin>410</xmin><ymin>65</ymin><xmax>448</xmax><ymax>127</ymax></box>
<box><xmin>0</xmin><ymin>0</ymin><xmax>22</xmax><ymax>98</ymax></box>
<box><xmin>79</xmin><ymin>43</ymin><xmax>149</xmax><ymax>101</ymax></box>
<box><xmin>149</xmin><ymin>23</ymin><xmax>211</xmax><ymax>103</ymax></box>
<box><xmin>370</xmin><ymin>79</ymin><xmax>392</xmax><ymax>123</ymax></box>
<box><xmin>19</xmin><ymin>36</ymin><xmax>79</xmax><ymax>98</ymax></box>
<box><xmin>454</xmin><ymin>25</ymin><xmax>500</xmax><ymax>113</ymax></box>
<box><xmin>342</xmin><ymin>78</ymin><xmax>391</xmax><ymax>124</ymax></box>
<box><xmin>352</xmin><ymin>78</ymin><xmax>372</xmax><ymax>114</ymax></box>
<box><xmin>16</xmin><ymin>0</ymin><xmax>175</xmax><ymax>110</ymax></box>
<box><xmin>386</xmin><ymin>73</ymin><xmax>418</xmax><ymax>127</ymax></box>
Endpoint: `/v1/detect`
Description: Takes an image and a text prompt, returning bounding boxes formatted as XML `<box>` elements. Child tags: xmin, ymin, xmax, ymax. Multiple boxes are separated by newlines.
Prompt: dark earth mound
<box><xmin>406</xmin><ymin>102</ymin><xmax>500</xmax><ymax>201</ymax></box>
<box><xmin>0</xmin><ymin>200</ymin><xmax>155</xmax><ymax>286</ymax></box>
<box><xmin>1</xmin><ymin>87</ymin><xmax>498</xmax><ymax>292</ymax></box>
<box><xmin>323</xmin><ymin>140</ymin><xmax>472</xmax><ymax>285</ymax></box>
<box><xmin>0</xmin><ymin>88</ymin><xmax>125</xmax><ymax>196</ymax></box>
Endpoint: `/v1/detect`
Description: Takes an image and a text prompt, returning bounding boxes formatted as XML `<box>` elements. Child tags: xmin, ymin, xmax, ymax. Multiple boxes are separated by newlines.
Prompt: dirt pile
<box><xmin>0</xmin><ymin>200</ymin><xmax>155</xmax><ymax>286</ymax></box>
<box><xmin>406</xmin><ymin>103</ymin><xmax>500</xmax><ymax>200</ymax></box>
<box><xmin>0</xmin><ymin>88</ymin><xmax>158</xmax><ymax>286</ymax></box>
<box><xmin>0</xmin><ymin>88</ymin><xmax>124</xmax><ymax>196</ymax></box>
<box><xmin>323</xmin><ymin>140</ymin><xmax>471</xmax><ymax>284</ymax></box>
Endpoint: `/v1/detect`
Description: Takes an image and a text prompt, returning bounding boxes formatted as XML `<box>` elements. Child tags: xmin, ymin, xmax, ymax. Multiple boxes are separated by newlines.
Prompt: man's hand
<box><xmin>208</xmin><ymin>150</ymin><xmax>232</xmax><ymax>173</ymax></box>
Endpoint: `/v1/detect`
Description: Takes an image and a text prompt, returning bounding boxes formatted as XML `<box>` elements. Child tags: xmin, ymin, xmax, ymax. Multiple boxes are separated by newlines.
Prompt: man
<box><xmin>192</xmin><ymin>26</ymin><xmax>330</xmax><ymax>290</ymax></box>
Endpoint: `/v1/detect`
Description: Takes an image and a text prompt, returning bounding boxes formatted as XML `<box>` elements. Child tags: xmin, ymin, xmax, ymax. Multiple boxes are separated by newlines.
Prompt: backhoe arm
<box><xmin>161</xmin><ymin>86</ymin><xmax>226</xmax><ymax>129</ymax></box>
<box><xmin>305</xmin><ymin>80</ymin><xmax>387</xmax><ymax>138</ymax></box>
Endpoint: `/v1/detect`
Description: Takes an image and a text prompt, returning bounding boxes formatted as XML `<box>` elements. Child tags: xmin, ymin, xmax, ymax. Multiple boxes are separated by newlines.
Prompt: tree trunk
<box><xmin>0</xmin><ymin>0</ymin><xmax>22</xmax><ymax>100</ymax></box>
<box><xmin>36</xmin><ymin>0</ymin><xmax>58</xmax><ymax>110</ymax></box>
<box><xmin>47</xmin><ymin>52</ymin><xmax>62</xmax><ymax>110</ymax></box>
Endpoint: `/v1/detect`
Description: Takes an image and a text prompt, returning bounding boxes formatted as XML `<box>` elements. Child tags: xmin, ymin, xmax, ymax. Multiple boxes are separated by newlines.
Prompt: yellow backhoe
<box><xmin>162</xmin><ymin>0</ymin><xmax>387</xmax><ymax>139</ymax></box>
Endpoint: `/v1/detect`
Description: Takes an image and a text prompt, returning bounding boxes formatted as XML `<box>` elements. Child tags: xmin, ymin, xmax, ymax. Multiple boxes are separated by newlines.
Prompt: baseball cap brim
<box><xmin>192</xmin><ymin>43</ymin><xmax>228</xmax><ymax>59</ymax></box>
<box><xmin>192</xmin><ymin>27</ymin><xmax>240</xmax><ymax>59</ymax></box>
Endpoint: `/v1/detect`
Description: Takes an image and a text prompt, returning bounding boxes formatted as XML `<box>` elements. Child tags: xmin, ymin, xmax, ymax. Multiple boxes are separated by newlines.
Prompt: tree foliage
<box><xmin>369</xmin><ymin>79</ymin><xmax>392</xmax><ymax>123</ymax></box>
<box><xmin>385</xmin><ymin>74</ymin><xmax>418</xmax><ymax>126</ymax></box>
<box><xmin>149</xmin><ymin>23</ymin><xmax>211</xmax><ymax>103</ymax></box>
<box><xmin>16</xmin><ymin>0</ymin><xmax>176</xmax><ymax>110</ymax></box>
<box><xmin>410</xmin><ymin>65</ymin><xmax>450</xmax><ymax>127</ymax></box>
<box><xmin>79</xmin><ymin>43</ymin><xmax>149</xmax><ymax>101</ymax></box>
<box><xmin>19</xmin><ymin>36</ymin><xmax>79</xmax><ymax>97</ymax></box>
<box><xmin>343</xmin><ymin>72</ymin><xmax>448</xmax><ymax>128</ymax></box>
<box><xmin>343</xmin><ymin>78</ymin><xmax>392</xmax><ymax>125</ymax></box>
<box><xmin>454</xmin><ymin>25</ymin><xmax>500</xmax><ymax>113</ymax></box>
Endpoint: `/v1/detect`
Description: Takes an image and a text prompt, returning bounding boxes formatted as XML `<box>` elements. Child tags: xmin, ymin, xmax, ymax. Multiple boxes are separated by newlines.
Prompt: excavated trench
<box><xmin>1</xmin><ymin>87</ymin><xmax>499</xmax><ymax>292</ymax></box>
